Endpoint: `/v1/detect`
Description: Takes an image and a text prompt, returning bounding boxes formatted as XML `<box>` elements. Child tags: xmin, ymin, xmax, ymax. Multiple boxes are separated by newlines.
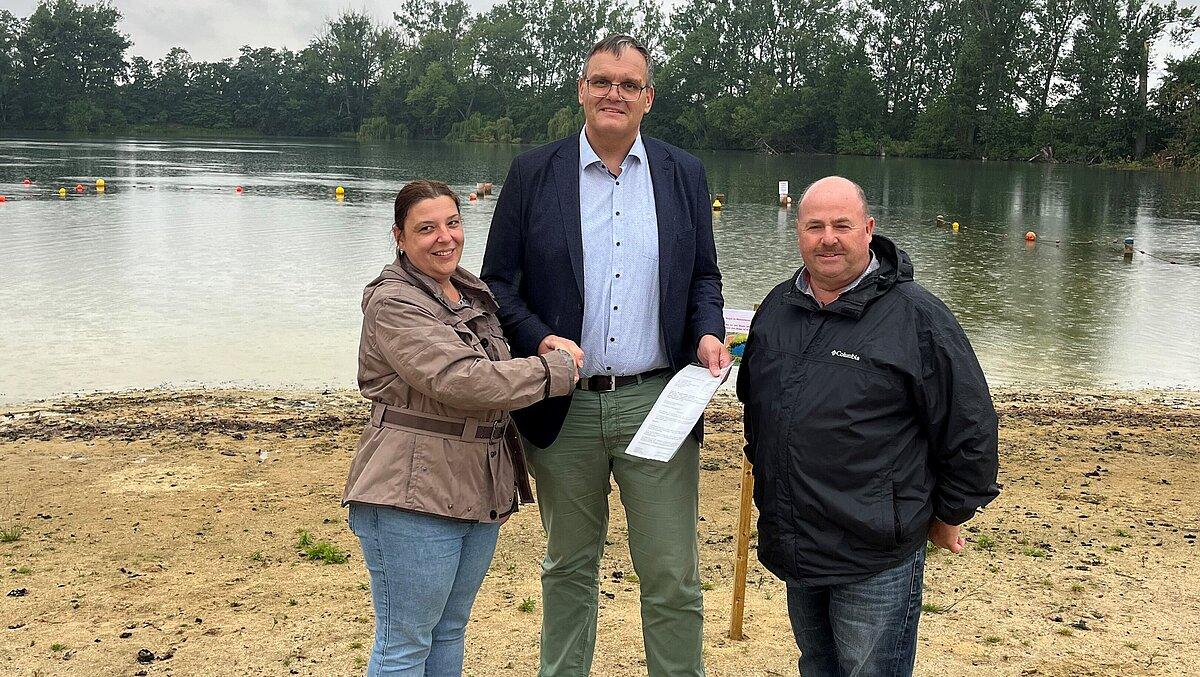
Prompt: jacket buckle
<box><xmin>488</xmin><ymin>419</ymin><xmax>506</xmax><ymax>440</ymax></box>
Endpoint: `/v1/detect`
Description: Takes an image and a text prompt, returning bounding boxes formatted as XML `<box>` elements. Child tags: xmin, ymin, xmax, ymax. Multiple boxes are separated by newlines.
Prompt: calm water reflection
<box><xmin>2</xmin><ymin>136</ymin><xmax>1198</xmax><ymax>402</ymax></box>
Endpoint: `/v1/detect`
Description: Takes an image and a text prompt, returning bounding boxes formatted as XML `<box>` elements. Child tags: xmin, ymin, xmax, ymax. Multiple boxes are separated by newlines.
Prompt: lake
<box><xmin>2</xmin><ymin>136</ymin><xmax>1199</xmax><ymax>403</ymax></box>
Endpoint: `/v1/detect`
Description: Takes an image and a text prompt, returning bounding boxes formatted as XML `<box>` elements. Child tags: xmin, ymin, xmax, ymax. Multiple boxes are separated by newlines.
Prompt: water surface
<box><xmin>2</xmin><ymin>136</ymin><xmax>1198</xmax><ymax>402</ymax></box>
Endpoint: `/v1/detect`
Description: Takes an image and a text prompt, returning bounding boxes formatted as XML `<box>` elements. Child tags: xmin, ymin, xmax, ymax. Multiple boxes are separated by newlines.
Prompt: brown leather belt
<box><xmin>371</xmin><ymin>403</ymin><xmax>506</xmax><ymax>441</ymax></box>
<box><xmin>577</xmin><ymin>368</ymin><xmax>671</xmax><ymax>393</ymax></box>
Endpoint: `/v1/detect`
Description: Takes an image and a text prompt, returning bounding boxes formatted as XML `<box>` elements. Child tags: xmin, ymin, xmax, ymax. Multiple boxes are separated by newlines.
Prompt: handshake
<box><xmin>539</xmin><ymin>335</ymin><xmax>586</xmax><ymax>382</ymax></box>
<box><xmin>537</xmin><ymin>334</ymin><xmax>732</xmax><ymax>379</ymax></box>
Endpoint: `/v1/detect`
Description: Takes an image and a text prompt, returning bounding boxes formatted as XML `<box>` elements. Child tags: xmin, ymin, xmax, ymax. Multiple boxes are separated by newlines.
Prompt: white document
<box><xmin>625</xmin><ymin>364</ymin><xmax>732</xmax><ymax>462</ymax></box>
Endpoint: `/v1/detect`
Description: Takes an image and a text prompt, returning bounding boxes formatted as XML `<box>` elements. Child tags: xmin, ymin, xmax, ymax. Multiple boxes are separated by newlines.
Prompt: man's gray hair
<box><xmin>581</xmin><ymin>34</ymin><xmax>654</xmax><ymax>87</ymax></box>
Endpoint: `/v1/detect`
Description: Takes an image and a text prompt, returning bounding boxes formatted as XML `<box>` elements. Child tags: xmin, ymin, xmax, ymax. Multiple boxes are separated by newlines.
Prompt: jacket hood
<box><xmin>362</xmin><ymin>252</ymin><xmax>498</xmax><ymax>313</ymax></box>
<box><xmin>784</xmin><ymin>234</ymin><xmax>914</xmax><ymax>318</ymax></box>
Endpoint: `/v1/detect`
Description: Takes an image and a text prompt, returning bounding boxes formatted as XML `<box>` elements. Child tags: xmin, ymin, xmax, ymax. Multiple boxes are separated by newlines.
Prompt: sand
<box><xmin>1</xmin><ymin>388</ymin><xmax>1197</xmax><ymax>676</ymax></box>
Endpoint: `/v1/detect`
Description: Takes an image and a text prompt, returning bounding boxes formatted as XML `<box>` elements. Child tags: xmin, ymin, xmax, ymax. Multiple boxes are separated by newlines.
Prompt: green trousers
<box><xmin>526</xmin><ymin>374</ymin><xmax>705</xmax><ymax>677</ymax></box>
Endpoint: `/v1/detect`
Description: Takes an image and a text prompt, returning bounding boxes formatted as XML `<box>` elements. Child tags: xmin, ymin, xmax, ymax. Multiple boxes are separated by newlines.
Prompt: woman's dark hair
<box><xmin>393</xmin><ymin>180</ymin><xmax>460</xmax><ymax>232</ymax></box>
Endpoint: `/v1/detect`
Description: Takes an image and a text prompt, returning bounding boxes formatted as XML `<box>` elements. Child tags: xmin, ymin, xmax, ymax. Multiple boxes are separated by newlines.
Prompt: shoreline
<box><xmin>1</xmin><ymin>387</ymin><xmax>1198</xmax><ymax>675</ymax></box>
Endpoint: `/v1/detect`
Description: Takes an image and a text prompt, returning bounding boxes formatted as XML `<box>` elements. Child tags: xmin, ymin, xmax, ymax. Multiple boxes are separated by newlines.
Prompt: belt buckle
<box><xmin>595</xmin><ymin>375</ymin><xmax>617</xmax><ymax>393</ymax></box>
<box><xmin>489</xmin><ymin>420</ymin><xmax>506</xmax><ymax>439</ymax></box>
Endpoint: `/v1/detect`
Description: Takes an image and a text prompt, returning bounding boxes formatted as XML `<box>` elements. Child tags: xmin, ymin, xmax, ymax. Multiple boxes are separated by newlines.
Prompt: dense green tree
<box><xmin>0</xmin><ymin>11</ymin><xmax>22</xmax><ymax>126</ymax></box>
<box><xmin>1155</xmin><ymin>53</ymin><xmax>1200</xmax><ymax>167</ymax></box>
<box><xmin>14</xmin><ymin>0</ymin><xmax>129</xmax><ymax>129</ymax></box>
<box><xmin>311</xmin><ymin>11</ymin><xmax>397</xmax><ymax>133</ymax></box>
<box><xmin>1</xmin><ymin>0</ymin><xmax>1198</xmax><ymax>167</ymax></box>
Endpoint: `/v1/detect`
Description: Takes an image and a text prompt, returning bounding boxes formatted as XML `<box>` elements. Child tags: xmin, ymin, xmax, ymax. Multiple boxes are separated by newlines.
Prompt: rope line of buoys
<box><xmin>935</xmin><ymin>217</ymin><xmax>1198</xmax><ymax>266</ymax></box>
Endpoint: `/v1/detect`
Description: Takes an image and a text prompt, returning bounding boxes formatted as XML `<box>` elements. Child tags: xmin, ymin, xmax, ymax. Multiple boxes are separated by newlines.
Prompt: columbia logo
<box><xmin>831</xmin><ymin>350</ymin><xmax>860</xmax><ymax>361</ymax></box>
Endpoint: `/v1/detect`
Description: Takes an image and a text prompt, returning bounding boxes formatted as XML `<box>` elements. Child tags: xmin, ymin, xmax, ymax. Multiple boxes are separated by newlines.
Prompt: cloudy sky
<box><xmin>1</xmin><ymin>0</ymin><xmax>1196</xmax><ymax>67</ymax></box>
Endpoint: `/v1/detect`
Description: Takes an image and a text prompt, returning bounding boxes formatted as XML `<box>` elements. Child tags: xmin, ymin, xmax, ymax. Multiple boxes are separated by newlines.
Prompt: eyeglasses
<box><xmin>584</xmin><ymin>78</ymin><xmax>650</xmax><ymax>102</ymax></box>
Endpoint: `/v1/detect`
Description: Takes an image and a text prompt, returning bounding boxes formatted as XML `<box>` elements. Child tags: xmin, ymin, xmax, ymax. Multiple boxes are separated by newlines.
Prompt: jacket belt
<box><xmin>577</xmin><ymin>368</ymin><xmax>671</xmax><ymax>392</ymax></box>
<box><xmin>371</xmin><ymin>403</ymin><xmax>506</xmax><ymax>442</ymax></box>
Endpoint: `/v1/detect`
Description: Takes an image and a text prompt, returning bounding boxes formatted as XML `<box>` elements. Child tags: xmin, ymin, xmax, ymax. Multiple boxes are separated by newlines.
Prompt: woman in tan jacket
<box><xmin>343</xmin><ymin>180</ymin><xmax>580</xmax><ymax>676</ymax></box>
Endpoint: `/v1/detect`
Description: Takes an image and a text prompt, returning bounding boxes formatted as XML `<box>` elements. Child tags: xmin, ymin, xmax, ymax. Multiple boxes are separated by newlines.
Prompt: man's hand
<box><xmin>539</xmin><ymin>334</ymin><xmax>584</xmax><ymax>370</ymax></box>
<box><xmin>928</xmin><ymin>519</ymin><xmax>965</xmax><ymax>553</ymax></box>
<box><xmin>696</xmin><ymin>334</ymin><xmax>732</xmax><ymax>377</ymax></box>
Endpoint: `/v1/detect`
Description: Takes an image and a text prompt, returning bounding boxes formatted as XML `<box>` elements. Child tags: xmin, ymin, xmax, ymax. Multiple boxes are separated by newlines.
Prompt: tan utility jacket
<box><xmin>343</xmin><ymin>254</ymin><xmax>576</xmax><ymax>522</ymax></box>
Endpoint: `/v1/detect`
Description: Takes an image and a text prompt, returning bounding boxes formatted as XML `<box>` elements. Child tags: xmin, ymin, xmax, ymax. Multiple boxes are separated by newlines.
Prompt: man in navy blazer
<box><xmin>481</xmin><ymin>34</ymin><xmax>728</xmax><ymax>677</ymax></box>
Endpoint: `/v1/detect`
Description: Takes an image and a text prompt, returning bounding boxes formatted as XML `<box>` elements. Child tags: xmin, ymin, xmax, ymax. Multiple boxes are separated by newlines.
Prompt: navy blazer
<box><xmin>481</xmin><ymin>134</ymin><xmax>726</xmax><ymax>448</ymax></box>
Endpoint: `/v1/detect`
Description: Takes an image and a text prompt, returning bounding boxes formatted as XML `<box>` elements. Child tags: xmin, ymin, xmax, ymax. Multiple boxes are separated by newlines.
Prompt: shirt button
<box><xmin>615</xmin><ymin>273</ymin><xmax>620</xmax><ymax>278</ymax></box>
<box><xmin>615</xmin><ymin>211</ymin><xmax>621</xmax><ymax>216</ymax></box>
<box><xmin>616</xmin><ymin>181</ymin><xmax>620</xmax><ymax>185</ymax></box>
<box><xmin>615</xmin><ymin>241</ymin><xmax>620</xmax><ymax>246</ymax></box>
<box><xmin>613</xmin><ymin>305</ymin><xmax>618</xmax><ymax>310</ymax></box>
<box><xmin>606</xmin><ymin>367</ymin><xmax>612</xmax><ymax>371</ymax></box>
<box><xmin>610</xmin><ymin>337</ymin><xmax>616</xmax><ymax>342</ymax></box>
<box><xmin>490</xmin><ymin>510</ymin><xmax>498</xmax><ymax>520</ymax></box>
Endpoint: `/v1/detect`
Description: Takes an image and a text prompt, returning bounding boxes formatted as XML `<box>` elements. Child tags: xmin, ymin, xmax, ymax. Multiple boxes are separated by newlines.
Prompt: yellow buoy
<box><xmin>95</xmin><ymin>178</ymin><xmax>106</xmax><ymax>189</ymax></box>
<box><xmin>58</xmin><ymin>187</ymin><xmax>67</xmax><ymax>197</ymax></box>
<box><xmin>335</xmin><ymin>185</ymin><xmax>345</xmax><ymax>197</ymax></box>
<box><xmin>952</xmin><ymin>222</ymin><xmax>959</xmax><ymax>232</ymax></box>
<box><xmin>712</xmin><ymin>199</ymin><xmax>723</xmax><ymax>211</ymax></box>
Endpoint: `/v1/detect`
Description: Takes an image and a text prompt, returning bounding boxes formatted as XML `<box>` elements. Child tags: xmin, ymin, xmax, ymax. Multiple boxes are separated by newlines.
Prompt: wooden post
<box><xmin>728</xmin><ymin>454</ymin><xmax>755</xmax><ymax>640</ymax></box>
<box><xmin>729</xmin><ymin>301</ymin><xmax>758</xmax><ymax>641</ymax></box>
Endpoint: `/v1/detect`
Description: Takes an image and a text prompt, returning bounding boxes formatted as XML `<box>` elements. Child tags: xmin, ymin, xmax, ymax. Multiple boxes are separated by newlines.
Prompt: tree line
<box><xmin>1</xmin><ymin>0</ymin><xmax>1198</xmax><ymax>167</ymax></box>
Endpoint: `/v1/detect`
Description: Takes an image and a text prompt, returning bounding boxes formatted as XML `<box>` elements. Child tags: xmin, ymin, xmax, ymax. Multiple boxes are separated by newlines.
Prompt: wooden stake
<box><xmin>729</xmin><ymin>453</ymin><xmax>755</xmax><ymax>640</ymax></box>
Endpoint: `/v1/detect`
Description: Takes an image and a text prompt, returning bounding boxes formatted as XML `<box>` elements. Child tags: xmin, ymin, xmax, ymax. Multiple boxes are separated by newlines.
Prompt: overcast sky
<box><xmin>1</xmin><ymin>0</ymin><xmax>1196</xmax><ymax>68</ymax></box>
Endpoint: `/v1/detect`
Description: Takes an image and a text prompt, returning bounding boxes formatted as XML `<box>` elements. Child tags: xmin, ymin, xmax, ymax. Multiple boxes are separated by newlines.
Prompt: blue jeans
<box><xmin>785</xmin><ymin>546</ymin><xmax>925</xmax><ymax>677</ymax></box>
<box><xmin>348</xmin><ymin>503</ymin><xmax>501</xmax><ymax>677</ymax></box>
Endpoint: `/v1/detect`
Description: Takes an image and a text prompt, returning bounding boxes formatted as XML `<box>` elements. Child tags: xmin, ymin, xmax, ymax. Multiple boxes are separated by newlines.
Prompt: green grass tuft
<box><xmin>518</xmin><ymin>597</ymin><xmax>536</xmax><ymax>613</ymax></box>
<box><xmin>0</xmin><ymin>525</ymin><xmax>24</xmax><ymax>543</ymax></box>
<box><xmin>295</xmin><ymin>530</ymin><xmax>348</xmax><ymax>564</ymax></box>
<box><xmin>921</xmin><ymin>601</ymin><xmax>950</xmax><ymax>614</ymax></box>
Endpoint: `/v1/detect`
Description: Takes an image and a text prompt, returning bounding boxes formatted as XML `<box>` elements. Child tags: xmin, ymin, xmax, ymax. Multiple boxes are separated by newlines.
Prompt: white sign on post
<box><xmin>778</xmin><ymin>180</ymin><xmax>789</xmax><ymax>196</ymax></box>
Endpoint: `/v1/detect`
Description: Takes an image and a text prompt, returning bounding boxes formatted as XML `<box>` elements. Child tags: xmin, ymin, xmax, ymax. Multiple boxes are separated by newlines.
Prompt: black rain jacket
<box><xmin>737</xmin><ymin>235</ymin><xmax>1000</xmax><ymax>585</ymax></box>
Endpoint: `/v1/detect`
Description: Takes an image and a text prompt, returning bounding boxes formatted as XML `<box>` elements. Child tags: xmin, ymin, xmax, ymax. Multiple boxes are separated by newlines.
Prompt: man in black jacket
<box><xmin>737</xmin><ymin>176</ymin><xmax>1000</xmax><ymax>676</ymax></box>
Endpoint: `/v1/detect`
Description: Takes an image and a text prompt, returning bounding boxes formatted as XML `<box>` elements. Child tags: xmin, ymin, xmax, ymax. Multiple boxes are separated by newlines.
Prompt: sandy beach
<box><xmin>1</xmin><ymin>388</ymin><xmax>1198</xmax><ymax>676</ymax></box>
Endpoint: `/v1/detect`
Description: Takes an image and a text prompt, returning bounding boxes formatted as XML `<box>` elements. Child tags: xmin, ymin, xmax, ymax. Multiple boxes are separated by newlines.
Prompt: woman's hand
<box><xmin>539</xmin><ymin>334</ymin><xmax>585</xmax><ymax>371</ymax></box>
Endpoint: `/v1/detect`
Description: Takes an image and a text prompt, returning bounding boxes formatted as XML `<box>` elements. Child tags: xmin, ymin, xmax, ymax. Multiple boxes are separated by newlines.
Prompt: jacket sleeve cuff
<box><xmin>934</xmin><ymin>503</ymin><xmax>978</xmax><ymax>527</ymax></box>
<box><xmin>544</xmin><ymin>349</ymin><xmax>577</xmax><ymax>398</ymax></box>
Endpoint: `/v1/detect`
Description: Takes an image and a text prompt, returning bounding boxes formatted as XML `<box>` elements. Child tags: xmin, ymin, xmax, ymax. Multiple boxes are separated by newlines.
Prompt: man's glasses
<box><xmin>584</xmin><ymin>78</ymin><xmax>649</xmax><ymax>102</ymax></box>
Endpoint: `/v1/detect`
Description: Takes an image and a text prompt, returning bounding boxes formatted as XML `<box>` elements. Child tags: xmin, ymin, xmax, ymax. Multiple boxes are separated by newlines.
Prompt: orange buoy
<box><xmin>235</xmin><ymin>186</ymin><xmax>244</xmax><ymax>193</ymax></box>
<box><xmin>22</xmin><ymin>179</ymin><xmax>31</xmax><ymax>186</ymax></box>
<box><xmin>468</xmin><ymin>192</ymin><xmax>478</xmax><ymax>201</ymax></box>
<box><xmin>0</xmin><ymin>195</ymin><xmax>7</xmax><ymax>202</ymax></box>
<box><xmin>75</xmin><ymin>183</ymin><xmax>85</xmax><ymax>193</ymax></box>
<box><xmin>1025</xmin><ymin>231</ymin><xmax>1036</xmax><ymax>241</ymax></box>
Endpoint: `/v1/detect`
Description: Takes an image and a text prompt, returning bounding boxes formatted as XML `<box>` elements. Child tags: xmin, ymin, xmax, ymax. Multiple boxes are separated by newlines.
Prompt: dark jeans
<box><xmin>785</xmin><ymin>546</ymin><xmax>925</xmax><ymax>677</ymax></box>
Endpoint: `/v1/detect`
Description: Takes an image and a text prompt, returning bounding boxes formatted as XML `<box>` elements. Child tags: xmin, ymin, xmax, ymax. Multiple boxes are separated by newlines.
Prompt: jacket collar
<box><xmin>370</xmin><ymin>252</ymin><xmax>499</xmax><ymax>314</ymax></box>
<box><xmin>782</xmin><ymin>235</ymin><xmax>913</xmax><ymax>319</ymax></box>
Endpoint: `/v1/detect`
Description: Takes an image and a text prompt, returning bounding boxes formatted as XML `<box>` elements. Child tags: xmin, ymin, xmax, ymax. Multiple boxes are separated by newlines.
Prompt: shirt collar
<box><xmin>579</xmin><ymin>127</ymin><xmax>645</xmax><ymax>173</ymax></box>
<box><xmin>796</xmin><ymin>250</ymin><xmax>880</xmax><ymax>303</ymax></box>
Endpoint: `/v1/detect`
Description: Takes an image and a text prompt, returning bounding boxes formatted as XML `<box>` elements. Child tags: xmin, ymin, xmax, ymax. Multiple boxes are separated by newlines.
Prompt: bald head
<box><xmin>799</xmin><ymin>176</ymin><xmax>870</xmax><ymax>221</ymax></box>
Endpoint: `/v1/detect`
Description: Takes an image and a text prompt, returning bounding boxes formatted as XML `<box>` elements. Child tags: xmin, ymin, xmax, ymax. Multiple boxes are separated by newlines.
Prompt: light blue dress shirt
<box><xmin>578</xmin><ymin>129</ymin><xmax>669</xmax><ymax>378</ymax></box>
